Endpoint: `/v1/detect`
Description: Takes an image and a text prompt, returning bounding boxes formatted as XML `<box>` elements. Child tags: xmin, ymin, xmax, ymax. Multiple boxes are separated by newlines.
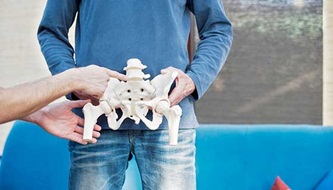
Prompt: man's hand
<box><xmin>161</xmin><ymin>67</ymin><xmax>196</xmax><ymax>106</ymax></box>
<box><xmin>73</xmin><ymin>90</ymin><xmax>100</xmax><ymax>106</ymax></box>
<box><xmin>67</xmin><ymin>65</ymin><xmax>127</xmax><ymax>102</ymax></box>
<box><xmin>32</xmin><ymin>100</ymin><xmax>102</xmax><ymax>145</ymax></box>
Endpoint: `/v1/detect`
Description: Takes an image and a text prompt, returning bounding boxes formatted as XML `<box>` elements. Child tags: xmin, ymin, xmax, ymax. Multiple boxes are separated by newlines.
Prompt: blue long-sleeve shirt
<box><xmin>37</xmin><ymin>0</ymin><xmax>233</xmax><ymax>130</ymax></box>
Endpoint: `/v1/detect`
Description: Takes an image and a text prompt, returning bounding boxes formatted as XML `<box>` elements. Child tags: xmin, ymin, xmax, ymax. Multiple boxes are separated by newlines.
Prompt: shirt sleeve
<box><xmin>186</xmin><ymin>0</ymin><xmax>233</xmax><ymax>100</ymax></box>
<box><xmin>37</xmin><ymin>0</ymin><xmax>79</xmax><ymax>76</ymax></box>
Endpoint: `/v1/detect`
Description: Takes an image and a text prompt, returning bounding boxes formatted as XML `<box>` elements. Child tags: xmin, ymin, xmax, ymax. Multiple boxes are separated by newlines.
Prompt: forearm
<box><xmin>0</xmin><ymin>70</ymin><xmax>78</xmax><ymax>124</ymax></box>
<box><xmin>187</xmin><ymin>0</ymin><xmax>233</xmax><ymax>100</ymax></box>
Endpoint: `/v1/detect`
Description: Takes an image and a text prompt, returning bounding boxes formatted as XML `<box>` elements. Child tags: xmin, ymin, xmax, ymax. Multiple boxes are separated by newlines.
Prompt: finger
<box><xmin>78</xmin><ymin>116</ymin><xmax>102</xmax><ymax>133</ymax></box>
<box><xmin>78</xmin><ymin>118</ymin><xmax>102</xmax><ymax>132</ymax></box>
<box><xmin>168</xmin><ymin>88</ymin><xmax>182</xmax><ymax>106</ymax></box>
<box><xmin>68</xmin><ymin>100</ymin><xmax>91</xmax><ymax>109</ymax></box>
<box><xmin>68</xmin><ymin>133</ymin><xmax>88</xmax><ymax>145</ymax></box>
<box><xmin>74</xmin><ymin>125</ymin><xmax>84</xmax><ymax>134</ymax></box>
<box><xmin>92</xmin><ymin>131</ymin><xmax>101</xmax><ymax>138</ymax></box>
<box><xmin>77</xmin><ymin>117</ymin><xmax>85</xmax><ymax>127</ymax></box>
<box><xmin>116</xmin><ymin>73</ymin><xmax>128</xmax><ymax>81</ymax></box>
<box><xmin>94</xmin><ymin>124</ymin><xmax>102</xmax><ymax>131</ymax></box>
<box><xmin>89</xmin><ymin>138</ymin><xmax>98</xmax><ymax>144</ymax></box>
<box><xmin>105</xmin><ymin>68</ymin><xmax>127</xmax><ymax>81</ymax></box>
<box><xmin>77</xmin><ymin>119</ymin><xmax>101</xmax><ymax>138</ymax></box>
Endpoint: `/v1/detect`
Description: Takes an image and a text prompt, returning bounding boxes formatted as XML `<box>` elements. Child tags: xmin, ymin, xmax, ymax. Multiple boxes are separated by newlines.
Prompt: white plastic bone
<box><xmin>82</xmin><ymin>58</ymin><xmax>182</xmax><ymax>145</ymax></box>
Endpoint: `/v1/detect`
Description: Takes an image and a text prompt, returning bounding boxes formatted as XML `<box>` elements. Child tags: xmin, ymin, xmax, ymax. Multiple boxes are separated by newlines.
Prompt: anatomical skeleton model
<box><xmin>82</xmin><ymin>58</ymin><xmax>182</xmax><ymax>145</ymax></box>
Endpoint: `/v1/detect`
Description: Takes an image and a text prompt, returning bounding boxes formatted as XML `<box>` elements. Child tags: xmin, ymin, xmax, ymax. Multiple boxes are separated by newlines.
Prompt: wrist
<box><xmin>59</xmin><ymin>69</ymin><xmax>82</xmax><ymax>92</ymax></box>
<box><xmin>23</xmin><ymin>109</ymin><xmax>44</xmax><ymax>126</ymax></box>
<box><xmin>187</xmin><ymin>75</ymin><xmax>196</xmax><ymax>93</ymax></box>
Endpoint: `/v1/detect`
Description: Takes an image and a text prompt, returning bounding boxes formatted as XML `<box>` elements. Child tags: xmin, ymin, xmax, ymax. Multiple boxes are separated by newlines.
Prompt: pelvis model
<box><xmin>82</xmin><ymin>58</ymin><xmax>182</xmax><ymax>145</ymax></box>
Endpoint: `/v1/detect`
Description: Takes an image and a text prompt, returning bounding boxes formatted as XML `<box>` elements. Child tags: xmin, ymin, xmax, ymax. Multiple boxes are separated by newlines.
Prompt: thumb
<box><xmin>68</xmin><ymin>100</ymin><xmax>91</xmax><ymax>108</ymax></box>
<box><xmin>67</xmin><ymin>133</ymin><xmax>88</xmax><ymax>145</ymax></box>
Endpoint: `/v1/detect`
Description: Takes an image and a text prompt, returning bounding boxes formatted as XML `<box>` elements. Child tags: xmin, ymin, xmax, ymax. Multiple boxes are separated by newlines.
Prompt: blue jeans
<box><xmin>68</xmin><ymin>129</ymin><xmax>196</xmax><ymax>190</ymax></box>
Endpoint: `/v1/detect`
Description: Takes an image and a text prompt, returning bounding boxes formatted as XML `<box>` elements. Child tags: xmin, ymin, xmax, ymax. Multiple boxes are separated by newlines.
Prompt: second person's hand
<box><xmin>26</xmin><ymin>100</ymin><xmax>102</xmax><ymax>145</ymax></box>
<box><xmin>66</xmin><ymin>65</ymin><xmax>127</xmax><ymax>101</ymax></box>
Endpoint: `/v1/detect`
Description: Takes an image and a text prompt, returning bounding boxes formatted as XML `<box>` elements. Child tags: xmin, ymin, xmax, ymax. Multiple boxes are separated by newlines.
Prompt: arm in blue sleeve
<box><xmin>37</xmin><ymin>0</ymin><xmax>79</xmax><ymax>76</ymax></box>
<box><xmin>186</xmin><ymin>0</ymin><xmax>233</xmax><ymax>100</ymax></box>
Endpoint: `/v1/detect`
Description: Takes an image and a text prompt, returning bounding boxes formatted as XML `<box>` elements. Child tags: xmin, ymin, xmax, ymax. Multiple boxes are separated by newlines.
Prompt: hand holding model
<box><xmin>68</xmin><ymin>65</ymin><xmax>127</xmax><ymax>105</ymax></box>
<box><xmin>82</xmin><ymin>58</ymin><xmax>182</xmax><ymax>145</ymax></box>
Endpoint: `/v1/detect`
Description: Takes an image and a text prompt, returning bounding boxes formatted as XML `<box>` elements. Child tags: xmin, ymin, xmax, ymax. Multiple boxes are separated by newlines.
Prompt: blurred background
<box><xmin>196</xmin><ymin>0</ymin><xmax>323</xmax><ymax>124</ymax></box>
<box><xmin>0</xmin><ymin>1</ymin><xmax>75</xmax><ymax>153</ymax></box>
<box><xmin>0</xmin><ymin>0</ymin><xmax>323</xmax><ymax>153</ymax></box>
